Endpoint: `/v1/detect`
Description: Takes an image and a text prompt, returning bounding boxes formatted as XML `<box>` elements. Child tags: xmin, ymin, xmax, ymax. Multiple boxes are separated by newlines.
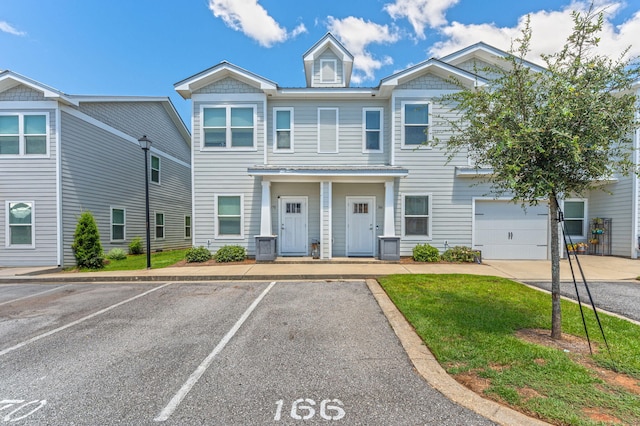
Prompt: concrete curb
<box><xmin>366</xmin><ymin>279</ymin><xmax>551</xmax><ymax>426</ymax></box>
<box><xmin>0</xmin><ymin>274</ymin><xmax>387</xmax><ymax>283</ymax></box>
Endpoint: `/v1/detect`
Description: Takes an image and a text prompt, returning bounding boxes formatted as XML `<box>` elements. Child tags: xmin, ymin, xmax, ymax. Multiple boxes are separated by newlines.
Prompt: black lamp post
<box><xmin>138</xmin><ymin>135</ymin><xmax>152</xmax><ymax>270</ymax></box>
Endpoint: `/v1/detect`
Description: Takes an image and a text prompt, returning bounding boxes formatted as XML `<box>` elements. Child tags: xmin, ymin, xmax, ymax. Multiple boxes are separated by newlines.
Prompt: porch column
<box><xmin>260</xmin><ymin>180</ymin><xmax>272</xmax><ymax>236</ymax></box>
<box><xmin>384</xmin><ymin>180</ymin><xmax>395</xmax><ymax>236</ymax></box>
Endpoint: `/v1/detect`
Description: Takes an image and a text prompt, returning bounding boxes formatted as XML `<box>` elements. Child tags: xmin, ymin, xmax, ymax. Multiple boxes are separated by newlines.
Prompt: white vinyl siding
<box><xmin>201</xmin><ymin>105</ymin><xmax>256</xmax><ymax>150</ymax></box>
<box><xmin>151</xmin><ymin>155</ymin><xmax>160</xmax><ymax>184</ymax></box>
<box><xmin>402</xmin><ymin>194</ymin><xmax>431</xmax><ymax>239</ymax></box>
<box><xmin>274</xmin><ymin>108</ymin><xmax>293</xmax><ymax>152</ymax></box>
<box><xmin>111</xmin><ymin>207</ymin><xmax>126</xmax><ymax>242</ymax></box>
<box><xmin>563</xmin><ymin>199</ymin><xmax>587</xmax><ymax>237</ymax></box>
<box><xmin>215</xmin><ymin>194</ymin><xmax>244</xmax><ymax>239</ymax></box>
<box><xmin>363</xmin><ymin>108</ymin><xmax>383</xmax><ymax>152</ymax></box>
<box><xmin>155</xmin><ymin>212</ymin><xmax>165</xmax><ymax>240</ymax></box>
<box><xmin>402</xmin><ymin>102</ymin><xmax>430</xmax><ymax>147</ymax></box>
<box><xmin>0</xmin><ymin>113</ymin><xmax>48</xmax><ymax>156</ymax></box>
<box><xmin>320</xmin><ymin>59</ymin><xmax>337</xmax><ymax>83</ymax></box>
<box><xmin>6</xmin><ymin>201</ymin><xmax>35</xmax><ymax>248</ymax></box>
<box><xmin>318</xmin><ymin>108</ymin><xmax>338</xmax><ymax>153</ymax></box>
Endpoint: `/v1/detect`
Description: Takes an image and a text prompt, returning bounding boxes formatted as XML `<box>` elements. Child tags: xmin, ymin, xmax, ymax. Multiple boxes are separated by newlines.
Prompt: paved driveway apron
<box><xmin>0</xmin><ymin>281</ymin><xmax>493</xmax><ymax>425</ymax></box>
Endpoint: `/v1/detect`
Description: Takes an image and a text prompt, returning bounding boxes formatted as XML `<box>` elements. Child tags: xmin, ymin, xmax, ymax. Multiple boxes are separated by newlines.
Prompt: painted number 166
<box><xmin>274</xmin><ymin>398</ymin><xmax>345</xmax><ymax>421</ymax></box>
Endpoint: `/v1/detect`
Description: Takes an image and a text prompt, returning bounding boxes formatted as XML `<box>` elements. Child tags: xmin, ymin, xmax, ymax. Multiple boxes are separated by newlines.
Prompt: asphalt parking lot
<box><xmin>0</xmin><ymin>281</ymin><xmax>494</xmax><ymax>425</ymax></box>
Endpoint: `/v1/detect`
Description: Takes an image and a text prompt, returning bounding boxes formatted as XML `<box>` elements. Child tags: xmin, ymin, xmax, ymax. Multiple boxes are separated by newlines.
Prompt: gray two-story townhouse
<box><xmin>176</xmin><ymin>33</ymin><xmax>640</xmax><ymax>261</ymax></box>
<box><xmin>0</xmin><ymin>70</ymin><xmax>192</xmax><ymax>267</ymax></box>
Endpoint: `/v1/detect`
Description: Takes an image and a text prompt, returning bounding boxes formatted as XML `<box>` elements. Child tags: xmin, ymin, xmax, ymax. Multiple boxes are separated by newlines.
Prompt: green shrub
<box><xmin>185</xmin><ymin>246</ymin><xmax>212</xmax><ymax>263</ymax></box>
<box><xmin>412</xmin><ymin>243</ymin><xmax>441</xmax><ymax>262</ymax></box>
<box><xmin>72</xmin><ymin>211</ymin><xmax>105</xmax><ymax>269</ymax></box>
<box><xmin>129</xmin><ymin>237</ymin><xmax>143</xmax><ymax>255</ymax></box>
<box><xmin>441</xmin><ymin>246</ymin><xmax>480</xmax><ymax>263</ymax></box>
<box><xmin>214</xmin><ymin>245</ymin><xmax>246</xmax><ymax>263</ymax></box>
<box><xmin>106</xmin><ymin>248</ymin><xmax>127</xmax><ymax>260</ymax></box>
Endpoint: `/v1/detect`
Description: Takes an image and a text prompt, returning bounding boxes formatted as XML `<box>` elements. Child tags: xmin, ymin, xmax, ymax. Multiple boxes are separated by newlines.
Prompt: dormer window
<box><xmin>320</xmin><ymin>59</ymin><xmax>337</xmax><ymax>83</ymax></box>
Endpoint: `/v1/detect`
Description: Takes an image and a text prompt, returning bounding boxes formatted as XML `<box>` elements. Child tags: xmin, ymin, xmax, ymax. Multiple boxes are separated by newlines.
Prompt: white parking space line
<box><xmin>0</xmin><ymin>284</ymin><xmax>71</xmax><ymax>307</ymax></box>
<box><xmin>0</xmin><ymin>282</ymin><xmax>175</xmax><ymax>357</ymax></box>
<box><xmin>154</xmin><ymin>281</ymin><xmax>277</xmax><ymax>422</ymax></box>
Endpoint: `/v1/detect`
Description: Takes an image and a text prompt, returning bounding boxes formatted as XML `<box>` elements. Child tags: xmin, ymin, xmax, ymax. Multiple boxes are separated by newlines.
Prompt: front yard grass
<box><xmin>379</xmin><ymin>274</ymin><xmax>640</xmax><ymax>426</ymax></box>
<box><xmin>78</xmin><ymin>248</ymin><xmax>189</xmax><ymax>272</ymax></box>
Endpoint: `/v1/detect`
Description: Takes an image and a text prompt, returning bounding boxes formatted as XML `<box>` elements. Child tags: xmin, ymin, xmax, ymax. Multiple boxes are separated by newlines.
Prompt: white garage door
<box><xmin>474</xmin><ymin>201</ymin><xmax>549</xmax><ymax>260</ymax></box>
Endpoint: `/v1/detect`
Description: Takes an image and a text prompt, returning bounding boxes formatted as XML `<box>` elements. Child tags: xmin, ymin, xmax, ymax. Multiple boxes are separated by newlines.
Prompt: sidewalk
<box><xmin>1</xmin><ymin>255</ymin><xmax>638</xmax><ymax>282</ymax></box>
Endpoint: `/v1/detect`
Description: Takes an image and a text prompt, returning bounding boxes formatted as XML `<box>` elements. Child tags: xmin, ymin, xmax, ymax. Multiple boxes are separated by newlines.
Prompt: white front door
<box><xmin>346</xmin><ymin>196</ymin><xmax>375</xmax><ymax>257</ymax></box>
<box><xmin>279</xmin><ymin>197</ymin><xmax>308</xmax><ymax>255</ymax></box>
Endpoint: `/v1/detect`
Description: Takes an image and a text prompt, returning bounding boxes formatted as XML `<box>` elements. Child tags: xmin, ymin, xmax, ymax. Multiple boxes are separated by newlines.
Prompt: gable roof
<box><xmin>302</xmin><ymin>33</ymin><xmax>354</xmax><ymax>87</ymax></box>
<box><xmin>174</xmin><ymin>61</ymin><xmax>278</xmax><ymax>99</ymax></box>
<box><xmin>0</xmin><ymin>70</ymin><xmax>78</xmax><ymax>106</ymax></box>
<box><xmin>439</xmin><ymin>41</ymin><xmax>546</xmax><ymax>73</ymax></box>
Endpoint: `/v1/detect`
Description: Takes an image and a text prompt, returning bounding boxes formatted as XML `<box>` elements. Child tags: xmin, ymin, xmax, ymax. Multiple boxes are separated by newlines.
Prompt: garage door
<box><xmin>474</xmin><ymin>201</ymin><xmax>549</xmax><ymax>260</ymax></box>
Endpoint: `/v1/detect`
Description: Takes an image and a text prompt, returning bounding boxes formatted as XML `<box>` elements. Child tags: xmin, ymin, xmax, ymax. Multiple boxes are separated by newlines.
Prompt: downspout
<box><xmin>632</xmin><ymin>116</ymin><xmax>639</xmax><ymax>259</ymax></box>
<box><xmin>390</xmin><ymin>93</ymin><xmax>396</xmax><ymax>166</ymax></box>
<box><xmin>55</xmin><ymin>104</ymin><xmax>63</xmax><ymax>266</ymax></box>
<box><xmin>190</xmin><ymin>109</ymin><xmax>196</xmax><ymax>247</ymax></box>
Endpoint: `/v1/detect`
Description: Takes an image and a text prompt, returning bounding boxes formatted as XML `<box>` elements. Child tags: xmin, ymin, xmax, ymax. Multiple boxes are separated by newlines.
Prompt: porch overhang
<box><xmin>248</xmin><ymin>165</ymin><xmax>409</xmax><ymax>182</ymax></box>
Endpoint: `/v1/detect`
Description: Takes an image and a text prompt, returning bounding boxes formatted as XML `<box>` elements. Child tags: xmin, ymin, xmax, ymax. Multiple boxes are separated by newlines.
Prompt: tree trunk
<box><xmin>549</xmin><ymin>197</ymin><xmax>562</xmax><ymax>339</ymax></box>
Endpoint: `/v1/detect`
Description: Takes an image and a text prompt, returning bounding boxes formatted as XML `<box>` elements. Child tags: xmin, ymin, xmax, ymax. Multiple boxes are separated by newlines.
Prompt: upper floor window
<box><xmin>0</xmin><ymin>113</ymin><xmax>48</xmax><ymax>156</ymax></box>
<box><xmin>564</xmin><ymin>200</ymin><xmax>586</xmax><ymax>237</ymax></box>
<box><xmin>402</xmin><ymin>102</ymin><xmax>429</xmax><ymax>146</ymax></box>
<box><xmin>202</xmin><ymin>106</ymin><xmax>255</xmax><ymax>149</ymax></box>
<box><xmin>318</xmin><ymin>108</ymin><xmax>338</xmax><ymax>153</ymax></box>
<box><xmin>320</xmin><ymin>59</ymin><xmax>337</xmax><ymax>83</ymax></box>
<box><xmin>151</xmin><ymin>155</ymin><xmax>160</xmax><ymax>184</ymax></box>
<box><xmin>363</xmin><ymin>108</ymin><xmax>383</xmax><ymax>152</ymax></box>
<box><xmin>6</xmin><ymin>201</ymin><xmax>34</xmax><ymax>247</ymax></box>
<box><xmin>111</xmin><ymin>207</ymin><xmax>126</xmax><ymax>241</ymax></box>
<box><xmin>274</xmin><ymin>108</ymin><xmax>293</xmax><ymax>152</ymax></box>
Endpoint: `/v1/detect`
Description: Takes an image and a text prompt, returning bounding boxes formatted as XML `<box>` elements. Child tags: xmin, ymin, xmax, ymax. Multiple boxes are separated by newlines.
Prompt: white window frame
<box><xmin>110</xmin><ymin>207</ymin><xmax>126</xmax><ymax>242</ymax></box>
<box><xmin>401</xmin><ymin>193</ymin><xmax>432</xmax><ymax>240</ymax></box>
<box><xmin>0</xmin><ymin>112</ymin><xmax>49</xmax><ymax>157</ymax></box>
<box><xmin>184</xmin><ymin>215</ymin><xmax>192</xmax><ymax>239</ymax></box>
<box><xmin>563</xmin><ymin>198</ymin><xmax>588</xmax><ymax>237</ymax></box>
<box><xmin>155</xmin><ymin>211</ymin><xmax>165</xmax><ymax>240</ymax></box>
<box><xmin>317</xmin><ymin>108</ymin><xmax>339</xmax><ymax>154</ymax></box>
<box><xmin>150</xmin><ymin>154</ymin><xmax>160</xmax><ymax>184</ymax></box>
<box><xmin>5</xmin><ymin>201</ymin><xmax>35</xmax><ymax>248</ymax></box>
<box><xmin>362</xmin><ymin>108</ymin><xmax>383</xmax><ymax>153</ymax></box>
<box><xmin>273</xmin><ymin>107</ymin><xmax>294</xmax><ymax>153</ymax></box>
<box><xmin>214</xmin><ymin>194</ymin><xmax>244</xmax><ymax>239</ymax></box>
<box><xmin>320</xmin><ymin>59</ymin><xmax>338</xmax><ymax>83</ymax></box>
<box><xmin>401</xmin><ymin>101</ymin><xmax>430</xmax><ymax>148</ymax></box>
<box><xmin>200</xmin><ymin>105</ymin><xmax>257</xmax><ymax>151</ymax></box>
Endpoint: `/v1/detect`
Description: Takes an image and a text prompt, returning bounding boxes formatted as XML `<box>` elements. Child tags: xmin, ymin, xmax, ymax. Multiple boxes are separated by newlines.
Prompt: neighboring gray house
<box><xmin>175</xmin><ymin>33</ymin><xmax>640</xmax><ymax>261</ymax></box>
<box><xmin>0</xmin><ymin>70</ymin><xmax>192</xmax><ymax>267</ymax></box>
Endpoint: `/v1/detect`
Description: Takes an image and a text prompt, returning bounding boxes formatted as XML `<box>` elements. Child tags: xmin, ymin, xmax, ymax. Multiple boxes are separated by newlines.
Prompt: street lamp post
<box><xmin>138</xmin><ymin>135</ymin><xmax>152</xmax><ymax>270</ymax></box>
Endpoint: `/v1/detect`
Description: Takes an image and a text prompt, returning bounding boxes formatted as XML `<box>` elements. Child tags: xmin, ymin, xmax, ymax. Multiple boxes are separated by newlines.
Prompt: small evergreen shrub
<box><xmin>129</xmin><ymin>237</ymin><xmax>143</xmax><ymax>255</ymax></box>
<box><xmin>72</xmin><ymin>211</ymin><xmax>105</xmax><ymax>269</ymax></box>
<box><xmin>214</xmin><ymin>245</ymin><xmax>246</xmax><ymax>263</ymax></box>
<box><xmin>185</xmin><ymin>246</ymin><xmax>212</xmax><ymax>263</ymax></box>
<box><xmin>441</xmin><ymin>246</ymin><xmax>480</xmax><ymax>263</ymax></box>
<box><xmin>412</xmin><ymin>243</ymin><xmax>441</xmax><ymax>262</ymax></box>
<box><xmin>106</xmin><ymin>248</ymin><xmax>127</xmax><ymax>260</ymax></box>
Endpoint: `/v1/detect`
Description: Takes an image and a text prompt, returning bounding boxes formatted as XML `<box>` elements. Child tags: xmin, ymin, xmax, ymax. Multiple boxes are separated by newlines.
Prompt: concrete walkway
<box><xmin>1</xmin><ymin>255</ymin><xmax>638</xmax><ymax>282</ymax></box>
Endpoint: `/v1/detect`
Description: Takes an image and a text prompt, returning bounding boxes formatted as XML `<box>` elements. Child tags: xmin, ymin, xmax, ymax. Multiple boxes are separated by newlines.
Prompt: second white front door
<box><xmin>279</xmin><ymin>197</ymin><xmax>308</xmax><ymax>255</ymax></box>
<box><xmin>346</xmin><ymin>196</ymin><xmax>375</xmax><ymax>257</ymax></box>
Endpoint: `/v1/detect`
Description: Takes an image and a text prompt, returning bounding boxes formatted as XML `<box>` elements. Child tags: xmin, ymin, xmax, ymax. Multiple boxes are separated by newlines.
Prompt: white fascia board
<box><xmin>0</xmin><ymin>72</ymin><xmax>78</xmax><ymax>106</ymax></box>
<box><xmin>274</xmin><ymin>88</ymin><xmax>378</xmax><ymax>99</ymax></box>
<box><xmin>175</xmin><ymin>64</ymin><xmax>277</xmax><ymax>99</ymax></box>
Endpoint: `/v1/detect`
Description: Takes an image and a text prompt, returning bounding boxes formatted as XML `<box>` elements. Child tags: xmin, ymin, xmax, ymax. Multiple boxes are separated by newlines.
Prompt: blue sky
<box><xmin>2</xmin><ymin>0</ymin><xmax>639</xmax><ymax>128</ymax></box>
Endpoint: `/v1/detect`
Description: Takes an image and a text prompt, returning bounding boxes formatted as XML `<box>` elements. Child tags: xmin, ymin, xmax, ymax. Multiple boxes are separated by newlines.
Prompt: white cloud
<box><xmin>0</xmin><ymin>21</ymin><xmax>26</xmax><ymax>36</ymax></box>
<box><xmin>384</xmin><ymin>0</ymin><xmax>460</xmax><ymax>39</ymax></box>
<box><xmin>430</xmin><ymin>1</ymin><xmax>640</xmax><ymax>64</ymax></box>
<box><xmin>208</xmin><ymin>0</ymin><xmax>306</xmax><ymax>47</ymax></box>
<box><xmin>327</xmin><ymin>16</ymin><xmax>400</xmax><ymax>83</ymax></box>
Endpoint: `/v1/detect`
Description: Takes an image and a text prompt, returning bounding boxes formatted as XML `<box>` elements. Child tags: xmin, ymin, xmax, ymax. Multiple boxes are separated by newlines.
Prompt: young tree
<box><xmin>72</xmin><ymin>211</ymin><xmax>105</xmax><ymax>269</ymax></box>
<box><xmin>437</xmin><ymin>7</ymin><xmax>639</xmax><ymax>339</ymax></box>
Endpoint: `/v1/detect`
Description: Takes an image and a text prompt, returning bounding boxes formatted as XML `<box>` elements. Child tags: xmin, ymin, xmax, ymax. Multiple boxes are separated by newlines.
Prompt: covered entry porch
<box><xmin>248</xmin><ymin>166</ymin><xmax>408</xmax><ymax>260</ymax></box>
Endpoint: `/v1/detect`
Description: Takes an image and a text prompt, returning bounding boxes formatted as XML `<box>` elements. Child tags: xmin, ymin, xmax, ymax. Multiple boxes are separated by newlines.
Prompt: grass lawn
<box><xmin>79</xmin><ymin>248</ymin><xmax>189</xmax><ymax>272</ymax></box>
<box><xmin>379</xmin><ymin>274</ymin><xmax>640</xmax><ymax>426</ymax></box>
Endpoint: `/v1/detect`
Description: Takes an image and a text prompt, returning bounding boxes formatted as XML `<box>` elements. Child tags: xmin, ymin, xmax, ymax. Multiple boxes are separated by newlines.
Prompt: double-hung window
<box><xmin>564</xmin><ymin>200</ymin><xmax>586</xmax><ymax>237</ymax></box>
<box><xmin>151</xmin><ymin>155</ymin><xmax>160</xmax><ymax>184</ymax></box>
<box><xmin>0</xmin><ymin>113</ymin><xmax>48</xmax><ymax>156</ymax></box>
<box><xmin>184</xmin><ymin>215</ymin><xmax>192</xmax><ymax>239</ymax></box>
<box><xmin>274</xmin><ymin>108</ymin><xmax>293</xmax><ymax>152</ymax></box>
<box><xmin>402</xmin><ymin>102</ymin><xmax>429</xmax><ymax>147</ymax></box>
<box><xmin>111</xmin><ymin>208</ymin><xmax>126</xmax><ymax>241</ymax></box>
<box><xmin>363</xmin><ymin>108</ymin><xmax>383</xmax><ymax>152</ymax></box>
<box><xmin>216</xmin><ymin>195</ymin><xmax>243</xmax><ymax>238</ymax></box>
<box><xmin>155</xmin><ymin>212</ymin><xmax>165</xmax><ymax>240</ymax></box>
<box><xmin>402</xmin><ymin>194</ymin><xmax>431</xmax><ymax>238</ymax></box>
<box><xmin>6</xmin><ymin>201</ymin><xmax>34</xmax><ymax>247</ymax></box>
<box><xmin>202</xmin><ymin>106</ymin><xmax>255</xmax><ymax>149</ymax></box>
